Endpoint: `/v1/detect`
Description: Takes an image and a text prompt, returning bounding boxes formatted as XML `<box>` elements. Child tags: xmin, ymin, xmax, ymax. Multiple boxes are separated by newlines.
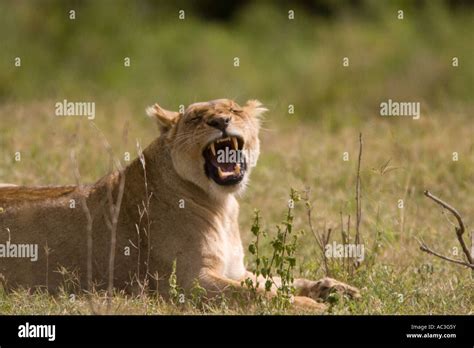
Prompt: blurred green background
<box><xmin>0</xmin><ymin>1</ymin><xmax>473</xmax><ymax>315</ymax></box>
<box><xmin>0</xmin><ymin>0</ymin><xmax>473</xmax><ymax>125</ymax></box>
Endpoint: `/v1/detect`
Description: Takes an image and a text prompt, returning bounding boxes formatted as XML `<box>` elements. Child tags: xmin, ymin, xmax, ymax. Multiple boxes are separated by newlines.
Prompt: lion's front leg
<box><xmin>199</xmin><ymin>269</ymin><xmax>326</xmax><ymax>311</ymax></box>
<box><xmin>244</xmin><ymin>271</ymin><xmax>360</xmax><ymax>301</ymax></box>
<box><xmin>294</xmin><ymin>277</ymin><xmax>361</xmax><ymax>301</ymax></box>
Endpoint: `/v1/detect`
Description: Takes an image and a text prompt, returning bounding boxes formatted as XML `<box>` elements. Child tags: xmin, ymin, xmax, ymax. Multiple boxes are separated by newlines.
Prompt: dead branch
<box><xmin>70</xmin><ymin>149</ymin><xmax>98</xmax><ymax>314</ymax></box>
<box><xmin>471</xmin><ymin>230</ymin><xmax>474</xmax><ymax>274</ymax></box>
<box><xmin>71</xmin><ymin>150</ymin><xmax>93</xmax><ymax>290</ymax></box>
<box><xmin>419</xmin><ymin>190</ymin><xmax>473</xmax><ymax>269</ymax></box>
<box><xmin>340</xmin><ymin>211</ymin><xmax>346</xmax><ymax>271</ymax></box>
<box><xmin>417</xmin><ymin>238</ymin><xmax>473</xmax><ymax>268</ymax></box>
<box><xmin>353</xmin><ymin>133</ymin><xmax>363</xmax><ymax>269</ymax></box>
<box><xmin>105</xmin><ymin>172</ymin><xmax>126</xmax><ymax>311</ymax></box>
<box><xmin>136</xmin><ymin>139</ymin><xmax>153</xmax><ymax>290</ymax></box>
<box><xmin>355</xmin><ymin>133</ymin><xmax>362</xmax><ymax>246</ymax></box>
<box><xmin>90</xmin><ymin>122</ymin><xmax>126</xmax><ymax>312</ymax></box>
<box><xmin>304</xmin><ymin>188</ymin><xmax>330</xmax><ymax>276</ymax></box>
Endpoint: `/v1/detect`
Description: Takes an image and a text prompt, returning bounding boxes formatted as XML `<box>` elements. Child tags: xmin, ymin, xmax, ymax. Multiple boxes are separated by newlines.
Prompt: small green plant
<box><xmin>189</xmin><ymin>279</ymin><xmax>207</xmax><ymax>309</ymax></box>
<box><xmin>244</xmin><ymin>189</ymin><xmax>303</xmax><ymax>311</ymax></box>
<box><xmin>217</xmin><ymin>292</ymin><xmax>229</xmax><ymax>312</ymax></box>
<box><xmin>243</xmin><ymin>209</ymin><xmax>265</xmax><ymax>306</ymax></box>
<box><xmin>168</xmin><ymin>260</ymin><xmax>184</xmax><ymax>306</ymax></box>
<box><xmin>269</xmin><ymin>189</ymin><xmax>301</xmax><ymax>310</ymax></box>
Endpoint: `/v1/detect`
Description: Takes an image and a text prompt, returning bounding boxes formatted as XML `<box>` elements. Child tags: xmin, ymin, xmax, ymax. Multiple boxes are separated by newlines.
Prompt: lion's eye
<box><xmin>187</xmin><ymin>116</ymin><xmax>201</xmax><ymax>123</ymax></box>
<box><xmin>230</xmin><ymin>108</ymin><xmax>242</xmax><ymax>115</ymax></box>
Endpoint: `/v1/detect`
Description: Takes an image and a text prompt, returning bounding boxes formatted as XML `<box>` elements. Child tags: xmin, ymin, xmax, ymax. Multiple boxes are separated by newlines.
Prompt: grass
<box><xmin>0</xmin><ymin>104</ymin><xmax>472</xmax><ymax>315</ymax></box>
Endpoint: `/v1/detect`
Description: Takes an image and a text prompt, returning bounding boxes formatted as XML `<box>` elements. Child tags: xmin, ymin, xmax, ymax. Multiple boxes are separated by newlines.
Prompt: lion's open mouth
<box><xmin>203</xmin><ymin>136</ymin><xmax>247</xmax><ymax>186</ymax></box>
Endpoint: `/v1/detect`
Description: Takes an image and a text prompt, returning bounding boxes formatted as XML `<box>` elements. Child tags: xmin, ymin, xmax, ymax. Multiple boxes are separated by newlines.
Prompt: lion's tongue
<box><xmin>218</xmin><ymin>162</ymin><xmax>235</xmax><ymax>172</ymax></box>
<box><xmin>216</xmin><ymin>162</ymin><xmax>241</xmax><ymax>178</ymax></box>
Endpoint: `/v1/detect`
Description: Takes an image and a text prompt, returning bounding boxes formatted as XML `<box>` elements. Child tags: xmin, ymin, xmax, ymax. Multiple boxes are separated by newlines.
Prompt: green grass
<box><xmin>1</xmin><ymin>107</ymin><xmax>472</xmax><ymax>314</ymax></box>
<box><xmin>1</xmin><ymin>1</ymin><xmax>473</xmax><ymax>116</ymax></box>
<box><xmin>0</xmin><ymin>1</ymin><xmax>473</xmax><ymax>314</ymax></box>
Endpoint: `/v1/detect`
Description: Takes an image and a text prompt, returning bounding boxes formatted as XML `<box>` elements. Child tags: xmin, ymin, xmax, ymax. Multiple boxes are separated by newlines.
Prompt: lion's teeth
<box><xmin>235</xmin><ymin>163</ymin><xmax>241</xmax><ymax>174</ymax></box>
<box><xmin>232</xmin><ymin>137</ymin><xmax>238</xmax><ymax>150</ymax></box>
<box><xmin>217</xmin><ymin>167</ymin><xmax>224</xmax><ymax>178</ymax></box>
<box><xmin>218</xmin><ymin>166</ymin><xmax>237</xmax><ymax>178</ymax></box>
<box><xmin>210</xmin><ymin>143</ymin><xmax>216</xmax><ymax>156</ymax></box>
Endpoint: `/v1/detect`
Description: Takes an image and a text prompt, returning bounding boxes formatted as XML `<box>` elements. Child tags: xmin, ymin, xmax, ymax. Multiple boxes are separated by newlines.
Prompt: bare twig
<box><xmin>353</xmin><ymin>133</ymin><xmax>363</xmax><ymax>270</ymax></box>
<box><xmin>400</xmin><ymin>170</ymin><xmax>413</xmax><ymax>236</ymax></box>
<box><xmin>340</xmin><ymin>211</ymin><xmax>346</xmax><ymax>271</ymax></box>
<box><xmin>304</xmin><ymin>188</ymin><xmax>330</xmax><ymax>276</ymax></box>
<box><xmin>304</xmin><ymin>190</ymin><xmax>323</xmax><ymax>250</ymax></box>
<box><xmin>424</xmin><ymin>190</ymin><xmax>472</xmax><ymax>264</ymax></box>
<box><xmin>471</xmin><ymin>230</ymin><xmax>474</xmax><ymax>274</ymax></box>
<box><xmin>44</xmin><ymin>242</ymin><xmax>50</xmax><ymax>290</ymax></box>
<box><xmin>125</xmin><ymin>139</ymin><xmax>153</xmax><ymax>297</ymax></box>
<box><xmin>355</xmin><ymin>133</ymin><xmax>362</xmax><ymax>246</ymax></box>
<box><xmin>347</xmin><ymin>214</ymin><xmax>353</xmax><ymax>274</ymax></box>
<box><xmin>419</xmin><ymin>190</ymin><xmax>473</xmax><ymax>269</ymax></box>
<box><xmin>347</xmin><ymin>214</ymin><xmax>351</xmax><ymax>244</ymax></box>
<box><xmin>71</xmin><ymin>150</ymin><xmax>93</xmax><ymax>291</ymax></box>
<box><xmin>106</xmin><ymin>173</ymin><xmax>126</xmax><ymax>311</ymax></box>
<box><xmin>340</xmin><ymin>211</ymin><xmax>345</xmax><ymax>243</ymax></box>
<box><xmin>136</xmin><ymin>139</ymin><xmax>153</xmax><ymax>290</ymax></box>
<box><xmin>90</xmin><ymin>122</ymin><xmax>126</xmax><ymax>312</ymax></box>
<box><xmin>325</xmin><ymin>228</ymin><xmax>332</xmax><ymax>246</ymax></box>
<box><xmin>417</xmin><ymin>238</ymin><xmax>473</xmax><ymax>268</ymax></box>
<box><xmin>369</xmin><ymin>205</ymin><xmax>382</xmax><ymax>268</ymax></box>
<box><xmin>70</xmin><ymin>148</ymin><xmax>98</xmax><ymax>314</ymax></box>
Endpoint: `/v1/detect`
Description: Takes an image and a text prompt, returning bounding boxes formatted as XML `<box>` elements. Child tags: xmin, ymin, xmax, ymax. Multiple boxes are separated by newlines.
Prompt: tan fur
<box><xmin>0</xmin><ymin>99</ymin><xmax>359</xmax><ymax>311</ymax></box>
<box><xmin>0</xmin><ymin>186</ymin><xmax>76</xmax><ymax>202</ymax></box>
<box><xmin>0</xmin><ymin>184</ymin><xmax>18</xmax><ymax>188</ymax></box>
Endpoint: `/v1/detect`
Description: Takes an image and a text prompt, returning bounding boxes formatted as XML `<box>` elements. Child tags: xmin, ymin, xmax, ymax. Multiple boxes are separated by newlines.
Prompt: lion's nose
<box><xmin>206</xmin><ymin>117</ymin><xmax>231</xmax><ymax>131</ymax></box>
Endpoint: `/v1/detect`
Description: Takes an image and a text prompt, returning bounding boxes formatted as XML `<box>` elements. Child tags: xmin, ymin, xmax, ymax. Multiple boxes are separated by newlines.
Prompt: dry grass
<box><xmin>0</xmin><ymin>101</ymin><xmax>472</xmax><ymax>314</ymax></box>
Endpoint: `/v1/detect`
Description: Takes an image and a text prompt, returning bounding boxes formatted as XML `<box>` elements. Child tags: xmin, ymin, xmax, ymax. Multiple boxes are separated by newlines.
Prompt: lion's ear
<box><xmin>244</xmin><ymin>100</ymin><xmax>268</xmax><ymax>119</ymax></box>
<box><xmin>146</xmin><ymin>103</ymin><xmax>181</xmax><ymax>132</ymax></box>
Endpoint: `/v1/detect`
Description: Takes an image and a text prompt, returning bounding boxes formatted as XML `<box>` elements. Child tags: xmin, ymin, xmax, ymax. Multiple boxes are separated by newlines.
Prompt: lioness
<box><xmin>0</xmin><ymin>99</ymin><xmax>359</xmax><ymax>311</ymax></box>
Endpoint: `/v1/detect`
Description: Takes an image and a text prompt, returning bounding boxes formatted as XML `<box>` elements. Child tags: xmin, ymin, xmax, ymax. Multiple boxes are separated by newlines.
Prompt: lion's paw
<box><xmin>307</xmin><ymin>277</ymin><xmax>361</xmax><ymax>301</ymax></box>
